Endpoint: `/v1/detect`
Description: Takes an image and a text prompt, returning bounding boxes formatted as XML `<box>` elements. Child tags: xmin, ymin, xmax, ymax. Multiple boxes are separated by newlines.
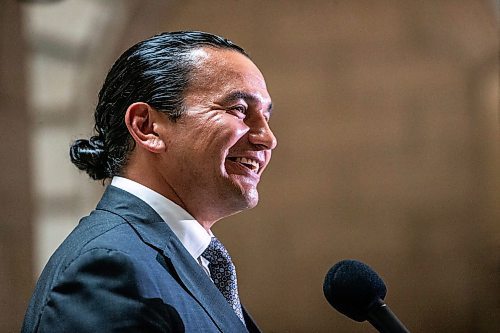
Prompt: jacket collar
<box><xmin>96</xmin><ymin>185</ymin><xmax>250</xmax><ymax>332</ymax></box>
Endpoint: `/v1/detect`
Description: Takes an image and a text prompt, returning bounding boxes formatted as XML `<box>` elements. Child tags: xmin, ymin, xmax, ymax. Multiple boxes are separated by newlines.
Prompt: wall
<box><xmin>0</xmin><ymin>1</ymin><xmax>33</xmax><ymax>332</ymax></box>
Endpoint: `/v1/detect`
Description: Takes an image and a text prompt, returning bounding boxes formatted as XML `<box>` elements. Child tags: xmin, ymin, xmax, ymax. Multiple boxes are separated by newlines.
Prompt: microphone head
<box><xmin>323</xmin><ymin>259</ymin><xmax>387</xmax><ymax>322</ymax></box>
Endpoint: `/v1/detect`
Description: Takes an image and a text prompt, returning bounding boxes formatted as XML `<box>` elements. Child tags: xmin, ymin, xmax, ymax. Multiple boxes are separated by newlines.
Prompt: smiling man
<box><xmin>22</xmin><ymin>31</ymin><xmax>276</xmax><ymax>333</ymax></box>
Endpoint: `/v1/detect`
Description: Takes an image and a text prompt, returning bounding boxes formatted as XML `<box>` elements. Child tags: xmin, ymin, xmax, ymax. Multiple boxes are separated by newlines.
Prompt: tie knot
<box><xmin>202</xmin><ymin>237</ymin><xmax>232</xmax><ymax>265</ymax></box>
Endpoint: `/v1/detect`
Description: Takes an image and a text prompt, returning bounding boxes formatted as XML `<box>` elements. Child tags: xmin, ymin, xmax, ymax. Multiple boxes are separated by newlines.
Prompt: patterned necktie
<box><xmin>202</xmin><ymin>237</ymin><xmax>245</xmax><ymax>323</ymax></box>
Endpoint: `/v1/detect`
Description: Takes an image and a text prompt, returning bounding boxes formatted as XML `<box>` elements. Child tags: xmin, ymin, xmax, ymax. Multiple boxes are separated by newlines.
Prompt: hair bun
<box><xmin>69</xmin><ymin>136</ymin><xmax>109</xmax><ymax>180</ymax></box>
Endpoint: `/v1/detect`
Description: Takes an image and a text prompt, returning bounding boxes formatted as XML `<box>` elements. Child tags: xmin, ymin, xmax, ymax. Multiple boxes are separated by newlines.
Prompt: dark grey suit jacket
<box><xmin>22</xmin><ymin>185</ymin><xmax>261</xmax><ymax>332</ymax></box>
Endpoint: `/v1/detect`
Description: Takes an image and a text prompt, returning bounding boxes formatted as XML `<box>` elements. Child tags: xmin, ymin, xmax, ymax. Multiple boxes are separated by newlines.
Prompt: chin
<box><xmin>223</xmin><ymin>179</ymin><xmax>260</xmax><ymax>211</ymax></box>
<box><xmin>242</xmin><ymin>189</ymin><xmax>259</xmax><ymax>209</ymax></box>
<box><xmin>225</xmin><ymin>189</ymin><xmax>259</xmax><ymax>213</ymax></box>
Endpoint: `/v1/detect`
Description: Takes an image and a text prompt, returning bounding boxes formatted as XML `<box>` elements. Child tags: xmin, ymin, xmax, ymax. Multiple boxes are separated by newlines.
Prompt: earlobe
<box><xmin>125</xmin><ymin>102</ymin><xmax>166</xmax><ymax>153</ymax></box>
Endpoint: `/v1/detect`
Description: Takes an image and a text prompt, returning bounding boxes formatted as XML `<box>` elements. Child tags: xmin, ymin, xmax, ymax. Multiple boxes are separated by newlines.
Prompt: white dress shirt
<box><xmin>110</xmin><ymin>176</ymin><xmax>212</xmax><ymax>275</ymax></box>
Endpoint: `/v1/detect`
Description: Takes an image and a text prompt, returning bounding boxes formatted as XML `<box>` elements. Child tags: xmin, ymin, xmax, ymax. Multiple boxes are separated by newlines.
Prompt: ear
<box><xmin>124</xmin><ymin>102</ymin><xmax>166</xmax><ymax>153</ymax></box>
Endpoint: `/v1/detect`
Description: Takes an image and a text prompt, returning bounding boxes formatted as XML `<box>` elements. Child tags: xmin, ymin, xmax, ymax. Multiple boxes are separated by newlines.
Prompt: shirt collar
<box><xmin>110</xmin><ymin>176</ymin><xmax>212</xmax><ymax>260</ymax></box>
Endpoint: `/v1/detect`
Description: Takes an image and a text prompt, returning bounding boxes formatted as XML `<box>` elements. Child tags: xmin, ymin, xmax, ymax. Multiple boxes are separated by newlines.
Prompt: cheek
<box><xmin>180</xmin><ymin>112</ymin><xmax>249</xmax><ymax>153</ymax></box>
<box><xmin>227</xmin><ymin>124</ymin><xmax>249</xmax><ymax>145</ymax></box>
<box><xmin>207</xmin><ymin>116</ymin><xmax>249</xmax><ymax>149</ymax></box>
<box><xmin>216</xmin><ymin>129</ymin><xmax>247</xmax><ymax>157</ymax></box>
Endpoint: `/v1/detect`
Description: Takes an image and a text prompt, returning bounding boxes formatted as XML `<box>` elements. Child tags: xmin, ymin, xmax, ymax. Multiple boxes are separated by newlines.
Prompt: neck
<box><xmin>120</xmin><ymin>172</ymin><xmax>220</xmax><ymax>233</ymax></box>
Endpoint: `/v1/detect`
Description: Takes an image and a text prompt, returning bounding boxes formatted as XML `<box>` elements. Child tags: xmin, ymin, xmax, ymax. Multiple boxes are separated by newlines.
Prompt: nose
<box><xmin>248</xmin><ymin>117</ymin><xmax>277</xmax><ymax>150</ymax></box>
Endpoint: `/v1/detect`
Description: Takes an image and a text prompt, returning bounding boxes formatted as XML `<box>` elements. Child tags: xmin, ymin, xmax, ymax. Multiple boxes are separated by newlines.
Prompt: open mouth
<box><xmin>227</xmin><ymin>157</ymin><xmax>260</xmax><ymax>173</ymax></box>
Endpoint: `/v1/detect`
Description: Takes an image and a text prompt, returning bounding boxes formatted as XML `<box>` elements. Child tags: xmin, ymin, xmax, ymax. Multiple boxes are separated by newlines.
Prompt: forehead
<box><xmin>184</xmin><ymin>48</ymin><xmax>271</xmax><ymax>106</ymax></box>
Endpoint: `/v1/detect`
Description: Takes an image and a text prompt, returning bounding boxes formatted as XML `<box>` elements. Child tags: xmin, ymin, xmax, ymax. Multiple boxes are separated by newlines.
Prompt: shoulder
<box><xmin>53</xmin><ymin>209</ymin><xmax>135</xmax><ymax>260</ymax></box>
<box><xmin>37</xmin><ymin>208</ymin><xmax>148</xmax><ymax>291</ymax></box>
<box><xmin>27</xmin><ymin>248</ymin><xmax>184</xmax><ymax>332</ymax></box>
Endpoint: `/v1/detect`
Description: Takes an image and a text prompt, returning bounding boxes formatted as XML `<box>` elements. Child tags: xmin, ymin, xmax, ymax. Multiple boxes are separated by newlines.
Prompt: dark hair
<box><xmin>70</xmin><ymin>31</ymin><xmax>248</xmax><ymax>181</ymax></box>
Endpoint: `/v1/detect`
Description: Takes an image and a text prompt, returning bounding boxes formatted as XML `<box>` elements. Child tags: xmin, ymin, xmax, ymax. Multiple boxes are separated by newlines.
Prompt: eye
<box><xmin>227</xmin><ymin>105</ymin><xmax>247</xmax><ymax>119</ymax></box>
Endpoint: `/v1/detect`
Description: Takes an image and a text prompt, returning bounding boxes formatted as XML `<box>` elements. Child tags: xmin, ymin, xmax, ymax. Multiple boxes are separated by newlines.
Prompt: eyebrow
<box><xmin>220</xmin><ymin>90</ymin><xmax>273</xmax><ymax>114</ymax></box>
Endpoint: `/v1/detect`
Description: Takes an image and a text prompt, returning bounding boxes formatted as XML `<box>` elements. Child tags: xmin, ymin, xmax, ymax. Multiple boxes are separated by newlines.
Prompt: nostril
<box><xmin>249</xmin><ymin>128</ymin><xmax>277</xmax><ymax>149</ymax></box>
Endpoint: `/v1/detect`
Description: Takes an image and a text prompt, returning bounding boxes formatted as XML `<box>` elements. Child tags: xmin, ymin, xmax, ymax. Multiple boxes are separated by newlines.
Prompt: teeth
<box><xmin>234</xmin><ymin>157</ymin><xmax>259</xmax><ymax>172</ymax></box>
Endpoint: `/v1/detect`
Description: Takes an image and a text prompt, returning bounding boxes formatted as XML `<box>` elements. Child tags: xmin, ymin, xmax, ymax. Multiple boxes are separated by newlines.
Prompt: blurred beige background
<box><xmin>1</xmin><ymin>0</ymin><xmax>498</xmax><ymax>332</ymax></box>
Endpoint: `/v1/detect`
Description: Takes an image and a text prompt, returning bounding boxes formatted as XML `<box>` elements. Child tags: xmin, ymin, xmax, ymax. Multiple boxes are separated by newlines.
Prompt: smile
<box><xmin>228</xmin><ymin>157</ymin><xmax>260</xmax><ymax>173</ymax></box>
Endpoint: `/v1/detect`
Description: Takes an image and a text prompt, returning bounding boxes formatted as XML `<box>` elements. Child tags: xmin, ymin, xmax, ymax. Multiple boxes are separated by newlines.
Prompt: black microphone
<box><xmin>323</xmin><ymin>259</ymin><xmax>410</xmax><ymax>333</ymax></box>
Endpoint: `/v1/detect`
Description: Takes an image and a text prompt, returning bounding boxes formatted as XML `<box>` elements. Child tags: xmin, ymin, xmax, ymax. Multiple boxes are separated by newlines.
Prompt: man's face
<box><xmin>155</xmin><ymin>48</ymin><xmax>277</xmax><ymax>225</ymax></box>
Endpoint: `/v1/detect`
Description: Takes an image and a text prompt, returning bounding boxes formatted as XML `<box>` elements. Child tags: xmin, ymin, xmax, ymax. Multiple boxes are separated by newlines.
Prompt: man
<box><xmin>22</xmin><ymin>31</ymin><xmax>277</xmax><ymax>332</ymax></box>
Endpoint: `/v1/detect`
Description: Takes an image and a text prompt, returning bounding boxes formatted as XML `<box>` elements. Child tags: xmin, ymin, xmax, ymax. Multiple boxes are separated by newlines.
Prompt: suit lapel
<box><xmin>97</xmin><ymin>186</ymin><xmax>249</xmax><ymax>332</ymax></box>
